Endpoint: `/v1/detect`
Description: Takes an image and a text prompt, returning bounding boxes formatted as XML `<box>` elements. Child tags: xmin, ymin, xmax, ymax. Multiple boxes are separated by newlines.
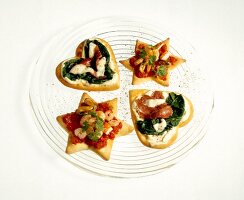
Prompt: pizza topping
<box><xmin>61</xmin><ymin>39</ymin><xmax>115</xmax><ymax>84</ymax></box>
<box><xmin>74</xmin><ymin>128</ymin><xmax>87</xmax><ymax>139</ymax></box>
<box><xmin>128</xmin><ymin>39</ymin><xmax>184</xmax><ymax>80</ymax></box>
<box><xmin>62</xmin><ymin>100</ymin><xmax>122</xmax><ymax>149</ymax></box>
<box><xmin>153</xmin><ymin>119</ymin><xmax>167</xmax><ymax>132</ymax></box>
<box><xmin>150</xmin><ymin>105</ymin><xmax>173</xmax><ymax>119</ymax></box>
<box><xmin>89</xmin><ymin>42</ymin><xmax>97</xmax><ymax>58</ymax></box>
<box><xmin>134</xmin><ymin>91</ymin><xmax>172</xmax><ymax>120</ymax></box>
<box><xmin>133</xmin><ymin>91</ymin><xmax>186</xmax><ymax>135</ymax></box>
<box><xmin>76</xmin><ymin>105</ymin><xmax>94</xmax><ymax>113</ymax></box>
<box><xmin>145</xmin><ymin>99</ymin><xmax>166</xmax><ymax>107</ymax></box>
<box><xmin>156</xmin><ymin>65</ymin><xmax>167</xmax><ymax>76</ymax></box>
<box><xmin>96</xmin><ymin>57</ymin><xmax>106</xmax><ymax>77</ymax></box>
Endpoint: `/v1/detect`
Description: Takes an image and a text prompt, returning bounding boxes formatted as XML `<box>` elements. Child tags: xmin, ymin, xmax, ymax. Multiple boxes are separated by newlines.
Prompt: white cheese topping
<box><xmin>162</xmin><ymin>92</ymin><xmax>169</xmax><ymax>99</ymax></box>
<box><xmin>145</xmin><ymin>90</ymin><xmax>154</xmax><ymax>96</ymax></box>
<box><xmin>153</xmin><ymin>119</ymin><xmax>167</xmax><ymax>132</ymax></box>
<box><xmin>145</xmin><ymin>99</ymin><xmax>166</xmax><ymax>107</ymax></box>
<box><xmin>147</xmin><ymin>127</ymin><xmax>176</xmax><ymax>145</ymax></box>
<box><xmin>89</xmin><ymin>42</ymin><xmax>97</xmax><ymax>58</ymax></box>
<box><xmin>69</xmin><ymin>64</ymin><xmax>95</xmax><ymax>75</ymax></box>
<box><xmin>161</xmin><ymin>52</ymin><xmax>170</xmax><ymax>60</ymax></box>
<box><xmin>104</xmin><ymin>127</ymin><xmax>113</xmax><ymax>135</ymax></box>
<box><xmin>74</xmin><ymin>128</ymin><xmax>87</xmax><ymax>139</ymax></box>
<box><xmin>96</xmin><ymin>57</ymin><xmax>106</xmax><ymax>77</ymax></box>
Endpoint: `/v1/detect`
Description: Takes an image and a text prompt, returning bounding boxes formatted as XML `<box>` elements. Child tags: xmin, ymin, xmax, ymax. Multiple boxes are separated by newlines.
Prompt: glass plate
<box><xmin>29</xmin><ymin>17</ymin><xmax>214</xmax><ymax>178</ymax></box>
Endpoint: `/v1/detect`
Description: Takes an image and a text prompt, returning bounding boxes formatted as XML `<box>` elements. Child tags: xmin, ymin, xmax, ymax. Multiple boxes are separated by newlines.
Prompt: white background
<box><xmin>1</xmin><ymin>0</ymin><xmax>244</xmax><ymax>199</ymax></box>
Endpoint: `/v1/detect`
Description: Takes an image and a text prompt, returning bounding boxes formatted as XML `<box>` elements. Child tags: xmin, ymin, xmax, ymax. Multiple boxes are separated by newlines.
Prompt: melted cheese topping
<box><xmin>161</xmin><ymin>52</ymin><xmax>170</xmax><ymax>60</ymax></box>
<box><xmin>64</xmin><ymin>72</ymin><xmax>119</xmax><ymax>86</ymax></box>
<box><xmin>89</xmin><ymin>42</ymin><xmax>97</xmax><ymax>58</ymax></box>
<box><xmin>147</xmin><ymin>127</ymin><xmax>176</xmax><ymax>145</ymax></box>
<box><xmin>145</xmin><ymin>99</ymin><xmax>166</xmax><ymax>107</ymax></box>
<box><xmin>69</xmin><ymin>64</ymin><xmax>95</xmax><ymax>75</ymax></box>
<box><xmin>96</xmin><ymin>57</ymin><xmax>106</xmax><ymax>77</ymax></box>
<box><xmin>153</xmin><ymin>119</ymin><xmax>167</xmax><ymax>132</ymax></box>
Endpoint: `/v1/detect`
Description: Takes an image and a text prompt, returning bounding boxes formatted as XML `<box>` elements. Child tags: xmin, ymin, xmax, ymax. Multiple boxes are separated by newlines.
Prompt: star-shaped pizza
<box><xmin>56</xmin><ymin>93</ymin><xmax>134</xmax><ymax>160</ymax></box>
<box><xmin>120</xmin><ymin>38</ymin><xmax>186</xmax><ymax>86</ymax></box>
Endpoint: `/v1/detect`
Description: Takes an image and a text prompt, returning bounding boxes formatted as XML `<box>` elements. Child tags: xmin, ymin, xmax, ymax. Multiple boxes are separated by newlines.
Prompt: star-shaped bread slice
<box><xmin>120</xmin><ymin>38</ymin><xmax>186</xmax><ymax>86</ymax></box>
<box><xmin>56</xmin><ymin>93</ymin><xmax>134</xmax><ymax>160</ymax></box>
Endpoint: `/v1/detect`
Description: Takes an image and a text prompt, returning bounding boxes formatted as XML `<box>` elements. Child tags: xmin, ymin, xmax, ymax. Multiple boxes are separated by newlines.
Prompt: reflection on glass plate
<box><xmin>29</xmin><ymin>17</ymin><xmax>214</xmax><ymax>178</ymax></box>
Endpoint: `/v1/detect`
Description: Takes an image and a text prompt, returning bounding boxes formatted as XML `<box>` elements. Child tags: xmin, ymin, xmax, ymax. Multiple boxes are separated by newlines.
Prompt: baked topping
<box><xmin>61</xmin><ymin>39</ymin><xmax>115</xmax><ymax>84</ymax></box>
<box><xmin>133</xmin><ymin>91</ymin><xmax>185</xmax><ymax>135</ymax></box>
<box><xmin>127</xmin><ymin>38</ymin><xmax>185</xmax><ymax>82</ymax></box>
<box><xmin>134</xmin><ymin>91</ymin><xmax>173</xmax><ymax>120</ymax></box>
<box><xmin>62</xmin><ymin>100</ymin><xmax>122</xmax><ymax>149</ymax></box>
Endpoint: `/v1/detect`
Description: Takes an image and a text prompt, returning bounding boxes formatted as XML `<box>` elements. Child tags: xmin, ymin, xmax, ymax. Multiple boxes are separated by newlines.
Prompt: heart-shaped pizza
<box><xmin>129</xmin><ymin>89</ymin><xmax>193</xmax><ymax>149</ymax></box>
<box><xmin>56</xmin><ymin>38</ymin><xmax>120</xmax><ymax>91</ymax></box>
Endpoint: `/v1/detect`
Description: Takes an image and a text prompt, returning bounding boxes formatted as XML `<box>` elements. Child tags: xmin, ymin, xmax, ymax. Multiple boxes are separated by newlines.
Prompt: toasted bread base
<box><xmin>56</xmin><ymin>38</ymin><xmax>120</xmax><ymax>91</ymax></box>
<box><xmin>119</xmin><ymin>38</ymin><xmax>185</xmax><ymax>86</ymax></box>
<box><xmin>129</xmin><ymin>89</ymin><xmax>194</xmax><ymax>149</ymax></box>
<box><xmin>57</xmin><ymin>93</ymin><xmax>134</xmax><ymax>160</ymax></box>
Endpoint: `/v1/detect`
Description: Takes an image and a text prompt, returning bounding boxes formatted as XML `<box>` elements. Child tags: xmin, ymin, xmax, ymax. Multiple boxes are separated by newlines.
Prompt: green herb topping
<box><xmin>62</xmin><ymin>40</ymin><xmax>115</xmax><ymax>84</ymax></box>
<box><xmin>136</xmin><ymin>92</ymin><xmax>185</xmax><ymax>135</ymax></box>
<box><xmin>149</xmin><ymin>55</ymin><xmax>156</xmax><ymax>65</ymax></box>
<box><xmin>87</xmin><ymin>131</ymin><xmax>101</xmax><ymax>142</ymax></box>
<box><xmin>156</xmin><ymin>65</ymin><xmax>167</xmax><ymax>76</ymax></box>
<box><xmin>139</xmin><ymin>49</ymin><xmax>146</xmax><ymax>58</ymax></box>
<box><xmin>81</xmin><ymin>121</ymin><xmax>89</xmax><ymax>132</ymax></box>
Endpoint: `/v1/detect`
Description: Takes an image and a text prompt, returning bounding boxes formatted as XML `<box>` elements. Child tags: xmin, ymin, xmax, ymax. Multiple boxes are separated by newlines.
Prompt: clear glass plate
<box><xmin>29</xmin><ymin>17</ymin><xmax>214</xmax><ymax>178</ymax></box>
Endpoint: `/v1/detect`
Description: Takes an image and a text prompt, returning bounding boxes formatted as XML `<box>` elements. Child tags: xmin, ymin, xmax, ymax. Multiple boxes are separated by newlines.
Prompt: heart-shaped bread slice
<box><xmin>129</xmin><ymin>89</ymin><xmax>193</xmax><ymax>149</ymax></box>
<box><xmin>56</xmin><ymin>38</ymin><xmax>120</xmax><ymax>91</ymax></box>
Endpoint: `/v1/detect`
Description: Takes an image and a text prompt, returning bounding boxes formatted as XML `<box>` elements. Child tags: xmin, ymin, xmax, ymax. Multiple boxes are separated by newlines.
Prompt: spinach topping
<box><xmin>62</xmin><ymin>40</ymin><xmax>114</xmax><ymax>84</ymax></box>
<box><xmin>137</xmin><ymin>118</ymin><xmax>162</xmax><ymax>135</ymax></box>
<box><xmin>136</xmin><ymin>92</ymin><xmax>185</xmax><ymax>135</ymax></box>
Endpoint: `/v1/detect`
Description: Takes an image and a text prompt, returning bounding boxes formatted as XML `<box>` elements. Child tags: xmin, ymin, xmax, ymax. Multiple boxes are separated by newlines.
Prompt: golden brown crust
<box><xmin>119</xmin><ymin>59</ymin><xmax>133</xmax><ymax>71</ymax></box>
<box><xmin>129</xmin><ymin>89</ymin><xmax>193</xmax><ymax>149</ymax></box>
<box><xmin>153</xmin><ymin>74</ymin><xmax>170</xmax><ymax>87</ymax></box>
<box><xmin>56</xmin><ymin>38</ymin><xmax>120</xmax><ymax>91</ymax></box>
<box><xmin>75</xmin><ymin>40</ymin><xmax>86</xmax><ymax>57</ymax></box>
<box><xmin>179</xmin><ymin>96</ymin><xmax>194</xmax><ymax>127</ymax></box>
<box><xmin>119</xmin><ymin>38</ymin><xmax>185</xmax><ymax>87</ymax></box>
<box><xmin>56</xmin><ymin>93</ymin><xmax>134</xmax><ymax>160</ymax></box>
<box><xmin>168</xmin><ymin>56</ymin><xmax>186</xmax><ymax>70</ymax></box>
